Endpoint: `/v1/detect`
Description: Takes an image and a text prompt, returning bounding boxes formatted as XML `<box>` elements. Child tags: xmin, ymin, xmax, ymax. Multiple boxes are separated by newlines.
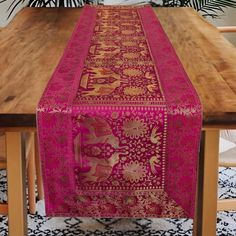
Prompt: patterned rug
<box><xmin>0</xmin><ymin>167</ymin><xmax>236</xmax><ymax>235</ymax></box>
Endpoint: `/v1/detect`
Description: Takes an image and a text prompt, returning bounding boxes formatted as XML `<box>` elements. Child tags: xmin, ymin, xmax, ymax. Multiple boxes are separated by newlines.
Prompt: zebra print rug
<box><xmin>0</xmin><ymin>167</ymin><xmax>236</xmax><ymax>235</ymax></box>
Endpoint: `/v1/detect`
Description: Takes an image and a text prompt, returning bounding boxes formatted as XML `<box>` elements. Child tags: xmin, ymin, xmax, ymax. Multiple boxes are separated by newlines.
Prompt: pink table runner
<box><xmin>37</xmin><ymin>5</ymin><xmax>202</xmax><ymax>218</ymax></box>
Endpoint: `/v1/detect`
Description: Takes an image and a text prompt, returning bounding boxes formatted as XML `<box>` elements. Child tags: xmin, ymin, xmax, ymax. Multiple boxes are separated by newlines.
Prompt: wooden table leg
<box><xmin>34</xmin><ymin>132</ymin><xmax>44</xmax><ymax>200</ymax></box>
<box><xmin>193</xmin><ymin>129</ymin><xmax>219</xmax><ymax>236</ymax></box>
<box><xmin>6</xmin><ymin>132</ymin><xmax>27</xmax><ymax>236</ymax></box>
<box><xmin>27</xmin><ymin>132</ymin><xmax>36</xmax><ymax>214</ymax></box>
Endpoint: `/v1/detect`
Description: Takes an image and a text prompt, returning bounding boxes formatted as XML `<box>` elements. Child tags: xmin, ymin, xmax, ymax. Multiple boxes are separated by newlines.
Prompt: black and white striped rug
<box><xmin>0</xmin><ymin>167</ymin><xmax>236</xmax><ymax>235</ymax></box>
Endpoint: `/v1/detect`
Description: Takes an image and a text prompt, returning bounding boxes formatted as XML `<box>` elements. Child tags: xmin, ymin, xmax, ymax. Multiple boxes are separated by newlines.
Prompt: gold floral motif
<box><xmin>122</xmin><ymin>30</ymin><xmax>135</xmax><ymax>35</ymax></box>
<box><xmin>76</xmin><ymin>195</ymin><xmax>91</xmax><ymax>204</ymax></box>
<box><xmin>122</xmin><ymin>52</ymin><xmax>140</xmax><ymax>59</ymax></box>
<box><xmin>149</xmin><ymin>155</ymin><xmax>161</xmax><ymax>175</ymax></box>
<box><xmin>122</xmin><ymin>161</ymin><xmax>147</xmax><ymax>183</ymax></box>
<box><xmin>123</xmin><ymin>86</ymin><xmax>145</xmax><ymax>96</ymax></box>
<box><xmin>123</xmin><ymin>68</ymin><xmax>143</xmax><ymax>77</ymax></box>
<box><xmin>90</xmin><ymin>146</ymin><xmax>102</xmax><ymax>156</ymax></box>
<box><xmin>150</xmin><ymin>126</ymin><xmax>162</xmax><ymax>144</ymax></box>
<box><xmin>163</xmin><ymin>203</ymin><xmax>185</xmax><ymax>217</ymax></box>
<box><xmin>123</xmin><ymin>196</ymin><xmax>138</xmax><ymax>206</ymax></box>
<box><xmin>122</xmin><ymin>41</ymin><xmax>137</xmax><ymax>47</ymax></box>
<box><xmin>122</xmin><ymin>118</ymin><xmax>147</xmax><ymax>138</ymax></box>
<box><xmin>112</xmin><ymin>180</ymin><xmax>119</xmax><ymax>186</ymax></box>
<box><xmin>147</xmin><ymin>84</ymin><xmax>157</xmax><ymax>93</ymax></box>
<box><xmin>111</xmin><ymin>112</ymin><xmax>119</xmax><ymax>119</ymax></box>
<box><xmin>74</xmin><ymin>189</ymin><xmax>186</xmax><ymax>218</ymax></box>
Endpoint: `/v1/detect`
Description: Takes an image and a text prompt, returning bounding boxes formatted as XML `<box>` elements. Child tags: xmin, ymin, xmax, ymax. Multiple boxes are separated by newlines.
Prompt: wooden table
<box><xmin>0</xmin><ymin>7</ymin><xmax>235</xmax><ymax>236</ymax></box>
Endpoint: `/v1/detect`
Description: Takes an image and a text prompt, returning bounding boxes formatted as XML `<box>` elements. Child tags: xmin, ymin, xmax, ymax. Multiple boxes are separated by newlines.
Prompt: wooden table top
<box><xmin>0</xmin><ymin>7</ymin><xmax>235</xmax><ymax>128</ymax></box>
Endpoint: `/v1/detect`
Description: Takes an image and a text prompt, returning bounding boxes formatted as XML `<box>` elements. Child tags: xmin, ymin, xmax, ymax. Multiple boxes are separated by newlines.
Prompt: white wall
<box><xmin>0</xmin><ymin>0</ymin><xmax>29</xmax><ymax>27</ymax></box>
<box><xmin>206</xmin><ymin>8</ymin><xmax>236</xmax><ymax>45</ymax></box>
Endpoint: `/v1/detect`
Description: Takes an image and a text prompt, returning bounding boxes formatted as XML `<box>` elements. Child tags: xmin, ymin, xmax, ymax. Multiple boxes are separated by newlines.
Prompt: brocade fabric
<box><xmin>37</xmin><ymin>5</ymin><xmax>202</xmax><ymax>218</ymax></box>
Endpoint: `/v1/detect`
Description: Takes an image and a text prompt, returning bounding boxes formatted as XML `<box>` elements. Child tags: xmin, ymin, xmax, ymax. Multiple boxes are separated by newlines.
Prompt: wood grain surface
<box><xmin>155</xmin><ymin>8</ymin><xmax>236</xmax><ymax>127</ymax></box>
<box><xmin>0</xmin><ymin>7</ymin><xmax>235</xmax><ymax>127</ymax></box>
